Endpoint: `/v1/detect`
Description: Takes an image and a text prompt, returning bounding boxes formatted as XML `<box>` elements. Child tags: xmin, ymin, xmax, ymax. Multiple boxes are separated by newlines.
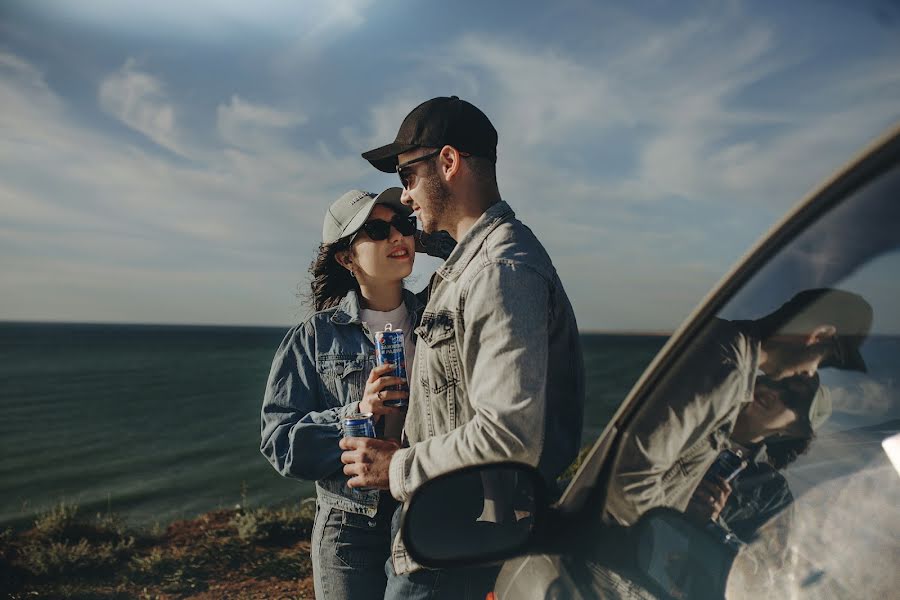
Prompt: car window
<box><xmin>600</xmin><ymin>153</ymin><xmax>900</xmax><ymax>598</ymax></box>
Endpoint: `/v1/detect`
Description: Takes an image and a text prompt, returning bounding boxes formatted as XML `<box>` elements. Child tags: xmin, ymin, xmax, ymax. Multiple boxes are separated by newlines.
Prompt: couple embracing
<box><xmin>260</xmin><ymin>96</ymin><xmax>586</xmax><ymax>599</ymax></box>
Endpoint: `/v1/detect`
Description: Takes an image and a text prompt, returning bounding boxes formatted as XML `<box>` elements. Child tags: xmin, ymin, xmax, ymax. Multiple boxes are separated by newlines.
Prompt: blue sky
<box><xmin>1</xmin><ymin>0</ymin><xmax>899</xmax><ymax>330</ymax></box>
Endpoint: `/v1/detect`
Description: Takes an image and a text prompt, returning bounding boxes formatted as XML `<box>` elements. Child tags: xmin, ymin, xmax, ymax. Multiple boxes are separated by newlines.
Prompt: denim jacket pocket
<box><xmin>316</xmin><ymin>354</ymin><xmax>369</xmax><ymax>409</ymax></box>
<box><xmin>414</xmin><ymin>310</ymin><xmax>461</xmax><ymax>432</ymax></box>
<box><xmin>665</xmin><ymin>429</ymin><xmax>722</xmax><ymax>500</ymax></box>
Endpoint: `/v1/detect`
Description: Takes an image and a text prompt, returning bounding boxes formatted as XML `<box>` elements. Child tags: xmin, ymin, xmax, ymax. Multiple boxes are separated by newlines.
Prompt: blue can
<box><xmin>343</xmin><ymin>413</ymin><xmax>376</xmax><ymax>438</ymax></box>
<box><xmin>706</xmin><ymin>448</ymin><xmax>747</xmax><ymax>483</ymax></box>
<box><xmin>375</xmin><ymin>324</ymin><xmax>409</xmax><ymax>408</ymax></box>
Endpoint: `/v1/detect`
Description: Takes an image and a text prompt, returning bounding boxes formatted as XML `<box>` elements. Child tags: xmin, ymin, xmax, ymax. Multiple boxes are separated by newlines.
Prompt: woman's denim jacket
<box><xmin>260</xmin><ymin>289</ymin><xmax>424</xmax><ymax>517</ymax></box>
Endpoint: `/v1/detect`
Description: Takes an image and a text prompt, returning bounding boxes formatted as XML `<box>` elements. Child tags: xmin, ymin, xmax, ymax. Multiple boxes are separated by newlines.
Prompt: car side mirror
<box><xmin>400</xmin><ymin>462</ymin><xmax>551</xmax><ymax>567</ymax></box>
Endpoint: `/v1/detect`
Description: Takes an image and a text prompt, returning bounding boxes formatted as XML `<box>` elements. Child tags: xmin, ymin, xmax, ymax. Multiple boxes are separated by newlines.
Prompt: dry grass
<box><xmin>1</xmin><ymin>499</ymin><xmax>316</xmax><ymax>599</ymax></box>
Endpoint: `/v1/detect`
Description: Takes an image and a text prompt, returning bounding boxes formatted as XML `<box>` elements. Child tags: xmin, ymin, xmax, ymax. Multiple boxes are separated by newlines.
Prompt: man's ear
<box><xmin>806</xmin><ymin>324</ymin><xmax>837</xmax><ymax>347</ymax></box>
<box><xmin>439</xmin><ymin>145</ymin><xmax>463</xmax><ymax>181</ymax></box>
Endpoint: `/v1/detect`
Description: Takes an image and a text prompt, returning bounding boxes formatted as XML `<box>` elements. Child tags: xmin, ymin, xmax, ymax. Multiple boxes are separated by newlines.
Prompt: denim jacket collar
<box><xmin>437</xmin><ymin>200</ymin><xmax>514</xmax><ymax>282</ymax></box>
<box><xmin>330</xmin><ymin>288</ymin><xmax>424</xmax><ymax>326</ymax></box>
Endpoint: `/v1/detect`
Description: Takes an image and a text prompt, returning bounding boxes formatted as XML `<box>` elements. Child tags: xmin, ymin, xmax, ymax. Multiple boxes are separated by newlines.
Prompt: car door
<box><xmin>492</xmin><ymin>125</ymin><xmax>900</xmax><ymax>599</ymax></box>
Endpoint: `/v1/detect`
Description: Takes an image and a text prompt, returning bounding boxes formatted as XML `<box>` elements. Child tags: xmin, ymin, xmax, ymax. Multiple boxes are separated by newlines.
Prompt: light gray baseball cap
<box><xmin>808</xmin><ymin>384</ymin><xmax>832</xmax><ymax>432</ymax></box>
<box><xmin>322</xmin><ymin>187</ymin><xmax>411</xmax><ymax>244</ymax></box>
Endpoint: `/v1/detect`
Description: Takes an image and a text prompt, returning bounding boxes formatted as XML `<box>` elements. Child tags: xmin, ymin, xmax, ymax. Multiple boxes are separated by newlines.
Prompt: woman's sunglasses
<box><xmin>357</xmin><ymin>215</ymin><xmax>417</xmax><ymax>241</ymax></box>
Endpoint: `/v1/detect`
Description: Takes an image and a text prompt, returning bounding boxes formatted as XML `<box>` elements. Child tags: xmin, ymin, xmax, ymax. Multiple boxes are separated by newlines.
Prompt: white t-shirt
<box><xmin>361</xmin><ymin>302</ymin><xmax>415</xmax><ymax>439</ymax></box>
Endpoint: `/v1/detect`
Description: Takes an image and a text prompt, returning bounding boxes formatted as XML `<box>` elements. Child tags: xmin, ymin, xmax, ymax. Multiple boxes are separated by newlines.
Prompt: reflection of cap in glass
<box><xmin>807</xmin><ymin>384</ymin><xmax>832</xmax><ymax>432</ymax></box>
<box><xmin>773</xmin><ymin>288</ymin><xmax>873</xmax><ymax>373</ymax></box>
<box><xmin>321</xmin><ymin>188</ymin><xmax>410</xmax><ymax>244</ymax></box>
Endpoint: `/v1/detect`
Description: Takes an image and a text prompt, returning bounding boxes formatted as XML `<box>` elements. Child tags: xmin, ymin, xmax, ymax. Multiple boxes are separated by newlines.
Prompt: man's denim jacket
<box><xmin>388</xmin><ymin>201</ymin><xmax>585</xmax><ymax>573</ymax></box>
<box><xmin>604</xmin><ymin>319</ymin><xmax>760</xmax><ymax>526</ymax></box>
<box><xmin>260</xmin><ymin>289</ymin><xmax>424</xmax><ymax>517</ymax></box>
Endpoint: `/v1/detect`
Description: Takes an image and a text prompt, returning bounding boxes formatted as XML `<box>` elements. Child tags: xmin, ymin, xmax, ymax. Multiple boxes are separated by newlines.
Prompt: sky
<box><xmin>1</xmin><ymin>0</ymin><xmax>899</xmax><ymax>331</ymax></box>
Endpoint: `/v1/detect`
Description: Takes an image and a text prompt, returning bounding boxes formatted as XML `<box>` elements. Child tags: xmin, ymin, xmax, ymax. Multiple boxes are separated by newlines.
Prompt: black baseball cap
<box><xmin>362</xmin><ymin>96</ymin><xmax>498</xmax><ymax>173</ymax></box>
<box><xmin>772</xmin><ymin>288</ymin><xmax>873</xmax><ymax>372</ymax></box>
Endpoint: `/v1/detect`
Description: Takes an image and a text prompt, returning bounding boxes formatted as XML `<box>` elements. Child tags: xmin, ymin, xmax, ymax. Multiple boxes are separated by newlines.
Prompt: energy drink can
<box><xmin>342</xmin><ymin>413</ymin><xmax>376</xmax><ymax>438</ymax></box>
<box><xmin>706</xmin><ymin>448</ymin><xmax>747</xmax><ymax>483</ymax></box>
<box><xmin>374</xmin><ymin>323</ymin><xmax>409</xmax><ymax>408</ymax></box>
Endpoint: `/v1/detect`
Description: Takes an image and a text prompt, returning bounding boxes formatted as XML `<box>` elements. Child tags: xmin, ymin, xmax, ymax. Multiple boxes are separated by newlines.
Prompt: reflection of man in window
<box><xmin>605</xmin><ymin>288</ymin><xmax>872</xmax><ymax>526</ymax></box>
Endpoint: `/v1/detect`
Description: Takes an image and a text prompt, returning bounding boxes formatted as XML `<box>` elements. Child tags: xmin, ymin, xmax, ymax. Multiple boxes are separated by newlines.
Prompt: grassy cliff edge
<box><xmin>1</xmin><ymin>499</ymin><xmax>317</xmax><ymax>599</ymax></box>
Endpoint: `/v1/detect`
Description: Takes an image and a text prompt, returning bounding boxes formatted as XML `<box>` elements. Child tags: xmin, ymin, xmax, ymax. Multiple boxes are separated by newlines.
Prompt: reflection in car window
<box><xmin>602</xmin><ymin>162</ymin><xmax>900</xmax><ymax>598</ymax></box>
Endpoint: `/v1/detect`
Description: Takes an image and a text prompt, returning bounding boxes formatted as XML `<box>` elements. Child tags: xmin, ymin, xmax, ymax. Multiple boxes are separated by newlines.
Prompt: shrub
<box><xmin>93</xmin><ymin>512</ymin><xmax>128</xmax><ymax>540</ymax></box>
<box><xmin>18</xmin><ymin>536</ymin><xmax>135</xmax><ymax>577</ymax></box>
<box><xmin>231</xmin><ymin>501</ymin><xmax>315</xmax><ymax>546</ymax></box>
<box><xmin>247</xmin><ymin>550</ymin><xmax>311</xmax><ymax>580</ymax></box>
<box><xmin>1</xmin><ymin>527</ymin><xmax>26</xmax><ymax>594</ymax></box>
<box><xmin>558</xmin><ymin>444</ymin><xmax>593</xmax><ymax>483</ymax></box>
<box><xmin>128</xmin><ymin>546</ymin><xmax>209</xmax><ymax>594</ymax></box>
<box><xmin>33</xmin><ymin>501</ymin><xmax>79</xmax><ymax>540</ymax></box>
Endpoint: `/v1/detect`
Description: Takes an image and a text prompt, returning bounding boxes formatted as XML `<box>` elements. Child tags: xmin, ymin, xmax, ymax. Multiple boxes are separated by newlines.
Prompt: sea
<box><xmin>0</xmin><ymin>322</ymin><xmax>665</xmax><ymax>529</ymax></box>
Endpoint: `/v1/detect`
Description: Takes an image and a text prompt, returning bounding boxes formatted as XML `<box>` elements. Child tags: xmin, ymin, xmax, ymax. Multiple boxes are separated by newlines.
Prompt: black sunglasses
<box><xmin>396</xmin><ymin>149</ymin><xmax>441</xmax><ymax>189</ymax></box>
<box><xmin>756</xmin><ymin>374</ymin><xmax>818</xmax><ymax>421</ymax></box>
<box><xmin>357</xmin><ymin>215</ymin><xmax>417</xmax><ymax>241</ymax></box>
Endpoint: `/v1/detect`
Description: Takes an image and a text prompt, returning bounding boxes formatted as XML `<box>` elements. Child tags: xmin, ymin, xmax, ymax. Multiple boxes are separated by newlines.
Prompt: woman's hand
<box><xmin>685</xmin><ymin>476</ymin><xmax>733</xmax><ymax>524</ymax></box>
<box><xmin>359</xmin><ymin>363</ymin><xmax>408</xmax><ymax>421</ymax></box>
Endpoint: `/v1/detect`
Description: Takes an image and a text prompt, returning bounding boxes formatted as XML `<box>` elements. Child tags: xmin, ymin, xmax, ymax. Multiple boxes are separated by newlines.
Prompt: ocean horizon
<box><xmin>0</xmin><ymin>319</ymin><xmax>675</xmax><ymax>337</ymax></box>
<box><xmin>0</xmin><ymin>321</ymin><xmax>666</xmax><ymax>529</ymax></box>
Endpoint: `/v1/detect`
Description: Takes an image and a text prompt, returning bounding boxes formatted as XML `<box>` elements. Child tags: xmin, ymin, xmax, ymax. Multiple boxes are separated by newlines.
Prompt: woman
<box><xmin>260</xmin><ymin>188</ymin><xmax>422</xmax><ymax>600</ymax></box>
<box><xmin>687</xmin><ymin>373</ymin><xmax>829</xmax><ymax>537</ymax></box>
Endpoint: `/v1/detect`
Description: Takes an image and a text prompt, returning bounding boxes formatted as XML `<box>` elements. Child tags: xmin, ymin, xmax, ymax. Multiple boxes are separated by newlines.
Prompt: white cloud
<box><xmin>341</xmin><ymin>93</ymin><xmax>429</xmax><ymax>155</ymax></box>
<box><xmin>302</xmin><ymin>0</ymin><xmax>370</xmax><ymax>39</ymax></box>
<box><xmin>0</xmin><ymin>51</ymin><xmax>64</xmax><ymax>143</ymax></box>
<box><xmin>98</xmin><ymin>59</ymin><xmax>184</xmax><ymax>156</ymax></box>
<box><xmin>0</xmin><ymin>52</ymin><xmax>378</xmax><ymax>325</ymax></box>
<box><xmin>452</xmin><ymin>36</ymin><xmax>630</xmax><ymax>146</ymax></box>
<box><xmin>344</xmin><ymin>9</ymin><xmax>899</xmax><ymax>329</ymax></box>
<box><xmin>439</xmin><ymin>14</ymin><xmax>898</xmax><ymax>212</ymax></box>
<box><xmin>25</xmin><ymin>1</ymin><xmax>374</xmax><ymax>41</ymax></box>
<box><xmin>216</xmin><ymin>95</ymin><xmax>307</xmax><ymax>151</ymax></box>
<box><xmin>3</xmin><ymin>1</ymin><xmax>900</xmax><ymax>328</ymax></box>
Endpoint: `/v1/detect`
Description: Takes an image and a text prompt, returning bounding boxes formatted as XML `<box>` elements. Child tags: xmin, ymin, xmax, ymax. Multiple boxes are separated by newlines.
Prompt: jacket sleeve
<box><xmin>390</xmin><ymin>262</ymin><xmax>550</xmax><ymax>501</ymax></box>
<box><xmin>604</xmin><ymin>326</ymin><xmax>755</xmax><ymax>525</ymax></box>
<box><xmin>721</xmin><ymin>467</ymin><xmax>794</xmax><ymax>541</ymax></box>
<box><xmin>259</xmin><ymin>321</ymin><xmax>362</xmax><ymax>481</ymax></box>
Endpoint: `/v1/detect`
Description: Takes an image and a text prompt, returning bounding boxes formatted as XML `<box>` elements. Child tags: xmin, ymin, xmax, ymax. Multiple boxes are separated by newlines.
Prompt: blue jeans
<box><xmin>383</xmin><ymin>504</ymin><xmax>500</xmax><ymax>600</ymax></box>
<box><xmin>311</xmin><ymin>500</ymin><xmax>393</xmax><ymax>600</ymax></box>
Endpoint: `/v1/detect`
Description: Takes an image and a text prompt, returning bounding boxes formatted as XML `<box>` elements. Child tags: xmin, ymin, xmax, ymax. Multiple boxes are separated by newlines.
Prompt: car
<box><xmin>398</xmin><ymin>123</ymin><xmax>900</xmax><ymax>599</ymax></box>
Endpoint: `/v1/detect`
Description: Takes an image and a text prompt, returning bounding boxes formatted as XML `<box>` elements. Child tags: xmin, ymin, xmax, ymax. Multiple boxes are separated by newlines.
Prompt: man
<box><xmin>605</xmin><ymin>288</ymin><xmax>872</xmax><ymax>527</ymax></box>
<box><xmin>339</xmin><ymin>96</ymin><xmax>585</xmax><ymax>598</ymax></box>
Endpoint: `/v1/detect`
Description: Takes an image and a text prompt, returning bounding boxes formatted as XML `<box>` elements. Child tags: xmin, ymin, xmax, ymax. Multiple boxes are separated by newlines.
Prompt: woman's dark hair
<box><xmin>305</xmin><ymin>239</ymin><xmax>357</xmax><ymax>311</ymax></box>
<box><xmin>765</xmin><ymin>435</ymin><xmax>814</xmax><ymax>470</ymax></box>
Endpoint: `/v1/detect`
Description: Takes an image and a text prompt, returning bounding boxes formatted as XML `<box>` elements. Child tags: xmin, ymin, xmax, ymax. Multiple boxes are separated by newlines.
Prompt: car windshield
<box><xmin>596</xmin><ymin>147</ymin><xmax>900</xmax><ymax>597</ymax></box>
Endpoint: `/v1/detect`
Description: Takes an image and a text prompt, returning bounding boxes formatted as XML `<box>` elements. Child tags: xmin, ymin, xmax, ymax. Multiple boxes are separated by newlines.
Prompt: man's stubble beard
<box><xmin>421</xmin><ymin>169</ymin><xmax>454</xmax><ymax>234</ymax></box>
